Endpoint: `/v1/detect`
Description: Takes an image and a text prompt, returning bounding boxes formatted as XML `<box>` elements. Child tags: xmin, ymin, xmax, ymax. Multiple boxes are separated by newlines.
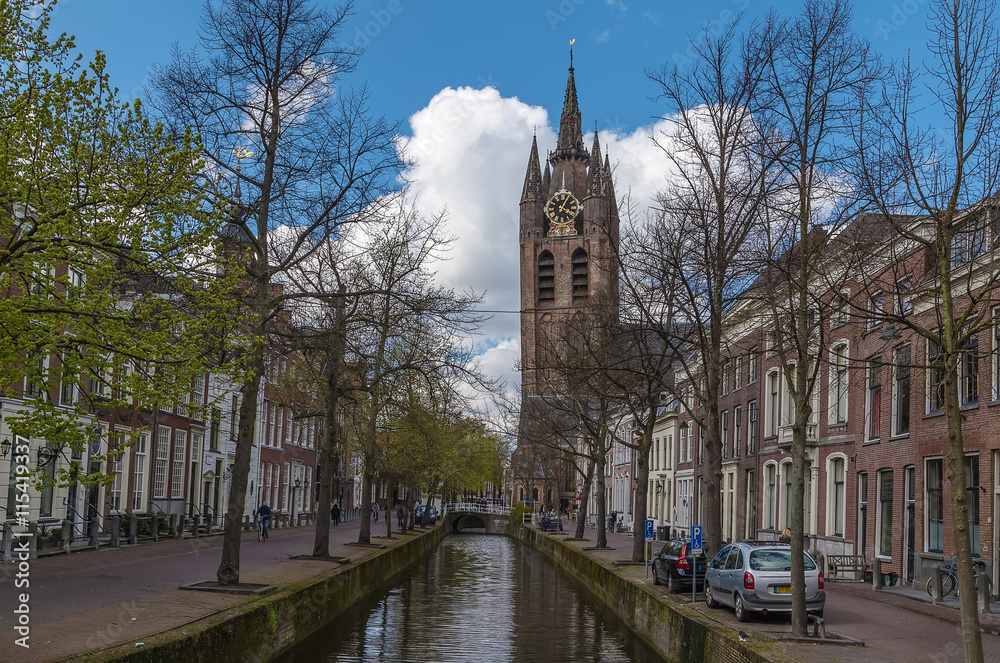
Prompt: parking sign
<box><xmin>644</xmin><ymin>518</ymin><xmax>655</xmax><ymax>542</ymax></box>
<box><xmin>690</xmin><ymin>525</ymin><xmax>703</xmax><ymax>554</ymax></box>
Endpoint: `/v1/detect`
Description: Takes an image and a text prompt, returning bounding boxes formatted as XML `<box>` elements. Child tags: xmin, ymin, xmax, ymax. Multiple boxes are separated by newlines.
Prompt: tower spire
<box><xmin>520</xmin><ymin>134</ymin><xmax>543</xmax><ymax>202</ymax></box>
<box><xmin>553</xmin><ymin>43</ymin><xmax>586</xmax><ymax>160</ymax></box>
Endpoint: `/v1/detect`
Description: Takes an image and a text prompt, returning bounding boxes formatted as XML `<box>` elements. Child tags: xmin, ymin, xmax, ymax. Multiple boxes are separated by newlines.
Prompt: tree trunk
<box><xmin>216</xmin><ymin>346</ymin><xmax>263</xmax><ymax>585</ymax></box>
<box><xmin>312</xmin><ymin>287</ymin><xmax>346</xmax><ymax>558</ymax></box>
<box><xmin>631</xmin><ymin>414</ymin><xmax>657</xmax><ymax>562</ymax></box>
<box><xmin>574</xmin><ymin>455</ymin><xmax>595</xmax><ymax>539</ymax></box>
<box><xmin>943</xmin><ymin>338</ymin><xmax>985</xmax><ymax>661</ymax></box>
<box><xmin>595</xmin><ymin>439</ymin><xmax>608</xmax><ymax>548</ymax></box>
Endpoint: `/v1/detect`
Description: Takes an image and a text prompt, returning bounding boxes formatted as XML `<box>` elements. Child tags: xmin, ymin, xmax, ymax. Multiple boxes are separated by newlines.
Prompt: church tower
<box><xmin>514</xmin><ymin>54</ymin><xmax>621</xmax><ymax>511</ymax></box>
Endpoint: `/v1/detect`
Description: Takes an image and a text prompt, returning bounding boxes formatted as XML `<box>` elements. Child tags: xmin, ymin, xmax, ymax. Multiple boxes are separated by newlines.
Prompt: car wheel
<box><xmin>705</xmin><ymin>583</ymin><xmax>720</xmax><ymax>608</ymax></box>
<box><xmin>667</xmin><ymin>572</ymin><xmax>681</xmax><ymax>594</ymax></box>
<box><xmin>734</xmin><ymin>594</ymin><xmax>750</xmax><ymax>623</ymax></box>
<box><xmin>652</xmin><ymin>566</ymin><xmax>661</xmax><ymax>585</ymax></box>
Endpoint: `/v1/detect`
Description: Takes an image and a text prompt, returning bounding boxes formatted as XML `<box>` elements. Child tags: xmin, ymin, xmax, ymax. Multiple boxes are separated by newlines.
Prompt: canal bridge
<box><xmin>443</xmin><ymin>502</ymin><xmax>511</xmax><ymax>534</ymax></box>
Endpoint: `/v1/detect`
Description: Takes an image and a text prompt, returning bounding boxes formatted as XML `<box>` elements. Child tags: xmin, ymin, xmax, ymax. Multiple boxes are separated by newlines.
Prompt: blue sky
<box><xmin>51</xmin><ymin>0</ymin><xmax>927</xmax><ymax>137</ymax></box>
<box><xmin>47</xmin><ymin>0</ymin><xmax>933</xmax><ymax>396</ymax></box>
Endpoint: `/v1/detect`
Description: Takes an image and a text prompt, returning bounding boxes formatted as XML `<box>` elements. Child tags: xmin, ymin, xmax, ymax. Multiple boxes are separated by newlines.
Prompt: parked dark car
<box><xmin>539</xmin><ymin>513</ymin><xmax>561</xmax><ymax>532</ymax></box>
<box><xmin>414</xmin><ymin>505</ymin><xmax>437</xmax><ymax>524</ymax></box>
<box><xmin>704</xmin><ymin>542</ymin><xmax>825</xmax><ymax>622</ymax></box>
<box><xmin>651</xmin><ymin>540</ymin><xmax>706</xmax><ymax>593</ymax></box>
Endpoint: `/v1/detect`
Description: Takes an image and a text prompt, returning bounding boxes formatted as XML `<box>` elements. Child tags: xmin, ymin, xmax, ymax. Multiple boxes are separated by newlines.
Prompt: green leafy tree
<box><xmin>0</xmin><ymin>0</ymin><xmax>235</xmax><ymax>486</ymax></box>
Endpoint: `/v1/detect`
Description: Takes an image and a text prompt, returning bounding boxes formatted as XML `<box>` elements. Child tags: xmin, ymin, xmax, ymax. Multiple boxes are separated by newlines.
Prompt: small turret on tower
<box><xmin>521</xmin><ymin>134</ymin><xmax>543</xmax><ymax>203</ymax></box>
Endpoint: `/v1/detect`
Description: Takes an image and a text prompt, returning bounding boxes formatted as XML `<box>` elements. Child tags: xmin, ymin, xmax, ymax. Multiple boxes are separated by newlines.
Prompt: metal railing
<box><xmin>445</xmin><ymin>502</ymin><xmax>510</xmax><ymax>515</ymax></box>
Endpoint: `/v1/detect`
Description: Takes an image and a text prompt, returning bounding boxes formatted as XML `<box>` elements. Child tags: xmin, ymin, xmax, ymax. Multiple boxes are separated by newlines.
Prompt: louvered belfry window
<box><xmin>538</xmin><ymin>251</ymin><xmax>555</xmax><ymax>301</ymax></box>
<box><xmin>572</xmin><ymin>249</ymin><xmax>588</xmax><ymax>298</ymax></box>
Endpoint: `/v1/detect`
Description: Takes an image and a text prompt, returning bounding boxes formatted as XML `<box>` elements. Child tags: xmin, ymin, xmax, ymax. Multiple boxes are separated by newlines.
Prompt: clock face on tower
<box><xmin>545</xmin><ymin>190</ymin><xmax>580</xmax><ymax>236</ymax></box>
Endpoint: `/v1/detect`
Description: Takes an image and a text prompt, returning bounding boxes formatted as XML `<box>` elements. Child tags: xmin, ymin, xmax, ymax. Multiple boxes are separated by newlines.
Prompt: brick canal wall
<box><xmin>66</xmin><ymin>526</ymin><xmax>446</xmax><ymax>663</ymax></box>
<box><xmin>512</xmin><ymin>525</ymin><xmax>801</xmax><ymax>663</ymax></box>
<box><xmin>70</xmin><ymin>522</ymin><xmax>800</xmax><ymax>663</ymax></box>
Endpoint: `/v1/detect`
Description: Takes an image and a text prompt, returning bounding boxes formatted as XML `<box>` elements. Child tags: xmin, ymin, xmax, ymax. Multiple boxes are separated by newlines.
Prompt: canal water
<box><xmin>273</xmin><ymin>533</ymin><xmax>665</xmax><ymax>662</ymax></box>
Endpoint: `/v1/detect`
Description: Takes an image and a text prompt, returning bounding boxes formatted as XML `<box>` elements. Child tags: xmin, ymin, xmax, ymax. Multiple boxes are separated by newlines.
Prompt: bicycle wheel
<box><xmin>942</xmin><ymin>572</ymin><xmax>956</xmax><ymax>597</ymax></box>
<box><xmin>926</xmin><ymin>573</ymin><xmax>957</xmax><ymax>597</ymax></box>
<box><xmin>258</xmin><ymin>524</ymin><xmax>264</xmax><ymax>542</ymax></box>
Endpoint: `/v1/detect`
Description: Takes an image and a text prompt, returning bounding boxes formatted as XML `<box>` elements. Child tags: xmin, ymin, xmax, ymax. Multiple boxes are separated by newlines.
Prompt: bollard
<box><xmin>930</xmin><ymin>564</ymin><xmax>943</xmax><ymax>604</ymax></box>
<box><xmin>27</xmin><ymin>521</ymin><xmax>37</xmax><ymax>559</ymax></box>
<box><xmin>62</xmin><ymin>519</ymin><xmax>73</xmax><ymax>553</ymax></box>
<box><xmin>244</xmin><ymin>515</ymin><xmax>251</xmax><ymax>531</ymax></box>
<box><xmin>1</xmin><ymin>523</ymin><xmax>11</xmax><ymax>563</ymax></box>
<box><xmin>174</xmin><ymin>514</ymin><xmax>184</xmax><ymax>540</ymax></box>
<box><xmin>90</xmin><ymin>518</ymin><xmax>100</xmax><ymax>549</ymax></box>
<box><xmin>128</xmin><ymin>514</ymin><xmax>138</xmax><ymax>545</ymax></box>
<box><xmin>192</xmin><ymin>515</ymin><xmax>201</xmax><ymax>537</ymax></box>
<box><xmin>111</xmin><ymin>515</ymin><xmax>120</xmax><ymax>548</ymax></box>
<box><xmin>871</xmin><ymin>558</ymin><xmax>882</xmax><ymax>591</ymax></box>
<box><xmin>978</xmin><ymin>571</ymin><xmax>993</xmax><ymax>615</ymax></box>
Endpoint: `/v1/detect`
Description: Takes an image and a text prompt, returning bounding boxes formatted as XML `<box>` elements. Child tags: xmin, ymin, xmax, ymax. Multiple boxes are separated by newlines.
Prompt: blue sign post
<box><xmin>644</xmin><ymin>518</ymin><xmax>656</xmax><ymax>579</ymax></box>
<box><xmin>690</xmin><ymin>524</ymin><xmax>704</xmax><ymax>600</ymax></box>
<box><xmin>690</xmin><ymin>525</ymin><xmax>703</xmax><ymax>554</ymax></box>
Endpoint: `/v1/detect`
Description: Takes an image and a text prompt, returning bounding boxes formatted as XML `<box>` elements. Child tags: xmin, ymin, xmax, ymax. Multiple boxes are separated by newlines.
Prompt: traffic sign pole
<box><xmin>644</xmin><ymin>519</ymin><xmax>655</xmax><ymax>579</ymax></box>
<box><xmin>690</xmin><ymin>525</ymin><xmax>703</xmax><ymax>603</ymax></box>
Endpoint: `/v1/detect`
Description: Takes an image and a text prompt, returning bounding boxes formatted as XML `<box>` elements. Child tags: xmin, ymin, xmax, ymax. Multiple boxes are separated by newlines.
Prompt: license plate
<box><xmin>775</xmin><ymin>586</ymin><xmax>791</xmax><ymax>594</ymax></box>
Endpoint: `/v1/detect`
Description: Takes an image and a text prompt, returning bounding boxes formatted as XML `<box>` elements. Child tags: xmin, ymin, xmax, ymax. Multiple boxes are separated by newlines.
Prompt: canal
<box><xmin>273</xmin><ymin>532</ymin><xmax>665</xmax><ymax>662</ymax></box>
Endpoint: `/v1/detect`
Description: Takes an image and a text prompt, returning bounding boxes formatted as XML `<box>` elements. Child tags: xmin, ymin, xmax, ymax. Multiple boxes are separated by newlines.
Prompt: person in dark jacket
<box><xmin>255</xmin><ymin>502</ymin><xmax>272</xmax><ymax>539</ymax></box>
<box><xmin>331</xmin><ymin>503</ymin><xmax>341</xmax><ymax>526</ymax></box>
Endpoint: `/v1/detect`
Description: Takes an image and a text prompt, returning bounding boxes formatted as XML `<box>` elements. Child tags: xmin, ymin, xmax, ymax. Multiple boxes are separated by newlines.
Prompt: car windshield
<box><xmin>748</xmin><ymin>549</ymin><xmax>816</xmax><ymax>571</ymax></box>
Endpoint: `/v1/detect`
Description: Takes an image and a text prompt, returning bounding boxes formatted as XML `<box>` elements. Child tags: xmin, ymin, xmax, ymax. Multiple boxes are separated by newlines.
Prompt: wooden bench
<box><xmin>826</xmin><ymin>554</ymin><xmax>867</xmax><ymax>582</ymax></box>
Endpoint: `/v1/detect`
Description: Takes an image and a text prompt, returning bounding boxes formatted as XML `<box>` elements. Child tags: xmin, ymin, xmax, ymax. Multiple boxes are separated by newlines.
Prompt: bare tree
<box><xmin>752</xmin><ymin>0</ymin><xmax>881</xmax><ymax>635</ymax></box>
<box><xmin>636</xmin><ymin>16</ymin><xmax>778</xmax><ymax>558</ymax></box>
<box><xmin>148</xmin><ymin>0</ymin><xmax>402</xmax><ymax>584</ymax></box>
<box><xmin>848</xmin><ymin>1</ymin><xmax>1000</xmax><ymax>658</ymax></box>
<box><xmin>337</xmin><ymin>205</ymin><xmax>491</xmax><ymax>545</ymax></box>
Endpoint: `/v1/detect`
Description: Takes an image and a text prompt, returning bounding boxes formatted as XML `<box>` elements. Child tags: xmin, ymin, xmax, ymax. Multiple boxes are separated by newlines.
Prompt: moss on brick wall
<box><xmin>512</xmin><ymin>525</ymin><xmax>800</xmax><ymax>663</ymax></box>
<box><xmin>68</xmin><ymin>527</ymin><xmax>446</xmax><ymax>663</ymax></box>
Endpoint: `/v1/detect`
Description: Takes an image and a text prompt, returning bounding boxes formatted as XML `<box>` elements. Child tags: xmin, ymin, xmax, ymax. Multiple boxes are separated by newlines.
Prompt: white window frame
<box><xmin>171</xmin><ymin>430</ymin><xmax>187</xmax><ymax>499</ymax></box>
<box><xmin>154</xmin><ymin>426</ymin><xmax>171</xmax><ymax>499</ymax></box>
<box><xmin>876</xmin><ymin>468</ymin><xmax>894</xmax><ymax>559</ymax></box>
<box><xmin>825</xmin><ymin>453</ymin><xmax>848</xmax><ymax>537</ymax></box>
<box><xmin>765</xmin><ymin>369</ymin><xmax>780</xmax><ymax>437</ymax></box>
<box><xmin>763</xmin><ymin>461</ymin><xmax>778</xmax><ymax>530</ymax></box>
<box><xmin>828</xmin><ymin>341</ymin><xmax>849</xmax><ymax>425</ymax></box>
<box><xmin>892</xmin><ymin>343</ymin><xmax>912</xmax><ymax>437</ymax></box>
<box><xmin>133</xmin><ymin>433</ymin><xmax>147</xmax><ymax>511</ymax></box>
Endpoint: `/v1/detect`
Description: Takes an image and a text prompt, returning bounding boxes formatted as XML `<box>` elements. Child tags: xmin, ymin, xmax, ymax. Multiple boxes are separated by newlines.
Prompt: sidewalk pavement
<box><xmin>583</xmin><ymin>521</ymin><xmax>1000</xmax><ymax>663</ymax></box>
<box><xmin>6</xmin><ymin>514</ymin><xmax>1000</xmax><ymax>663</ymax></box>
<box><xmin>0</xmin><ymin>518</ymin><xmax>422</xmax><ymax>663</ymax></box>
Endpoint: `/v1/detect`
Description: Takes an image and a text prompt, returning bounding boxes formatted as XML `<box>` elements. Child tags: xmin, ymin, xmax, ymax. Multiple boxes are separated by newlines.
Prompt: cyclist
<box><xmin>255</xmin><ymin>502</ymin><xmax>272</xmax><ymax>541</ymax></box>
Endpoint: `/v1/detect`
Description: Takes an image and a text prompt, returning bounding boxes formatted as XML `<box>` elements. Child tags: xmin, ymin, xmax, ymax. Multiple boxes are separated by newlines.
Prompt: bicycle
<box><xmin>925</xmin><ymin>555</ymin><xmax>991</xmax><ymax>598</ymax></box>
<box><xmin>257</xmin><ymin>517</ymin><xmax>269</xmax><ymax>542</ymax></box>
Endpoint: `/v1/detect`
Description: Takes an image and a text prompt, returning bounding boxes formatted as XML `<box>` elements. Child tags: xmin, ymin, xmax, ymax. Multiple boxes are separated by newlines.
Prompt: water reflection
<box><xmin>274</xmin><ymin>534</ymin><xmax>664</xmax><ymax>663</ymax></box>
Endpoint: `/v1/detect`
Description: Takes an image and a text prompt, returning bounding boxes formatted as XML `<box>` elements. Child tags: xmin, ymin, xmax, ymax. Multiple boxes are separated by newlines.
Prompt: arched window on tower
<box><xmin>538</xmin><ymin>251</ymin><xmax>555</xmax><ymax>301</ymax></box>
<box><xmin>572</xmin><ymin>248</ymin><xmax>588</xmax><ymax>298</ymax></box>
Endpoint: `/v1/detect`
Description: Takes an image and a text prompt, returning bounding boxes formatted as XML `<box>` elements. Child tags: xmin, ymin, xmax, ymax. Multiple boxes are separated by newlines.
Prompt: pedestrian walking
<box><xmin>331</xmin><ymin>503</ymin><xmax>341</xmax><ymax>526</ymax></box>
<box><xmin>397</xmin><ymin>503</ymin><xmax>405</xmax><ymax>528</ymax></box>
<box><xmin>372</xmin><ymin>502</ymin><xmax>380</xmax><ymax>522</ymax></box>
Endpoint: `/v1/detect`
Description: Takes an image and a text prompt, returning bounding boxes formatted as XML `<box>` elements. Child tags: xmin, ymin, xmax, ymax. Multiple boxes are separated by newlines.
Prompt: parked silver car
<box><xmin>704</xmin><ymin>542</ymin><xmax>825</xmax><ymax>622</ymax></box>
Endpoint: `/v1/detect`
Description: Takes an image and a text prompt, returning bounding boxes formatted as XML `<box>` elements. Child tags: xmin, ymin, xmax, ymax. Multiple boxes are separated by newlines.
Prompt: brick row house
<box><xmin>640</xmin><ymin>212</ymin><xmax>1000</xmax><ymax>594</ymax></box>
<box><xmin>1</xmin><ymin>241</ymin><xmax>327</xmax><ymax>547</ymax></box>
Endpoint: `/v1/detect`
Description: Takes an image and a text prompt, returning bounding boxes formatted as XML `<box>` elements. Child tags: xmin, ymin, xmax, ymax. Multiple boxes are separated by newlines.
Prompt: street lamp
<box><xmin>0</xmin><ymin>438</ymin><xmax>11</xmax><ymax>458</ymax></box>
